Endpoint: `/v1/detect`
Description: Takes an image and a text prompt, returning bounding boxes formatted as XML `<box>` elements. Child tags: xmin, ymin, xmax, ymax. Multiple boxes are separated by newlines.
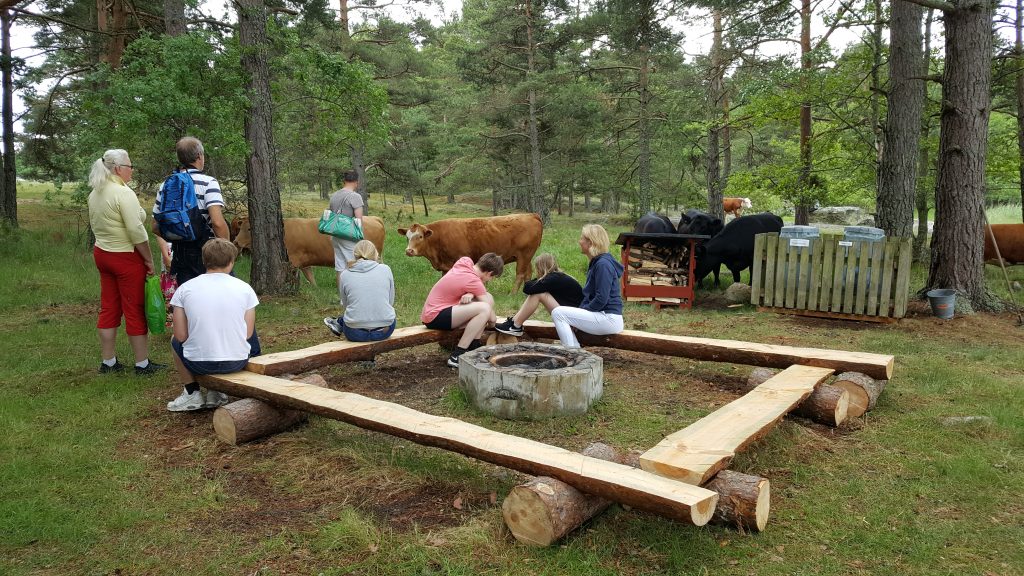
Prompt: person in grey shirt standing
<box><xmin>324</xmin><ymin>239</ymin><xmax>396</xmax><ymax>341</ymax></box>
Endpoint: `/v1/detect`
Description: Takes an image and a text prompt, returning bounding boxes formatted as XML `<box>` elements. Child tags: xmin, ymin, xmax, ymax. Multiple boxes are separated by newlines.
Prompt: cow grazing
<box><xmin>694</xmin><ymin>212</ymin><xmax>784</xmax><ymax>288</ymax></box>
<box><xmin>633</xmin><ymin>212</ymin><xmax>676</xmax><ymax>235</ymax></box>
<box><xmin>723</xmin><ymin>197</ymin><xmax>752</xmax><ymax>217</ymax></box>
<box><xmin>233</xmin><ymin>216</ymin><xmax>385</xmax><ymax>285</ymax></box>
<box><xmin>984</xmin><ymin>224</ymin><xmax>1024</xmax><ymax>265</ymax></box>
<box><xmin>397</xmin><ymin>213</ymin><xmax>543</xmax><ymax>287</ymax></box>
<box><xmin>677</xmin><ymin>209</ymin><xmax>724</xmax><ymax>238</ymax></box>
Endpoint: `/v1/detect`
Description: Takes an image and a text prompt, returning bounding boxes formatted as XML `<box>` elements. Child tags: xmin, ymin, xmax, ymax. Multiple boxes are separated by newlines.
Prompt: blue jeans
<box><xmin>338</xmin><ymin>318</ymin><xmax>395</xmax><ymax>342</ymax></box>
<box><xmin>171</xmin><ymin>332</ymin><xmax>261</xmax><ymax>375</ymax></box>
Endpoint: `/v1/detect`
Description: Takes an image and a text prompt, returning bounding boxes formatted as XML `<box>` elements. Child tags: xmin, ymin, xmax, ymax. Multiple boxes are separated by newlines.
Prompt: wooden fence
<box><xmin>750</xmin><ymin>233</ymin><xmax>913</xmax><ymax>322</ymax></box>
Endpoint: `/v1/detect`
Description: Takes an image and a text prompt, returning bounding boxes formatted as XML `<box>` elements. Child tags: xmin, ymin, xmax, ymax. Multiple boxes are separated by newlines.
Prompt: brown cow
<box><xmin>723</xmin><ymin>197</ymin><xmax>752</xmax><ymax>217</ymax></box>
<box><xmin>397</xmin><ymin>213</ymin><xmax>543</xmax><ymax>287</ymax></box>
<box><xmin>233</xmin><ymin>216</ymin><xmax>385</xmax><ymax>284</ymax></box>
<box><xmin>984</xmin><ymin>224</ymin><xmax>1024</xmax><ymax>265</ymax></box>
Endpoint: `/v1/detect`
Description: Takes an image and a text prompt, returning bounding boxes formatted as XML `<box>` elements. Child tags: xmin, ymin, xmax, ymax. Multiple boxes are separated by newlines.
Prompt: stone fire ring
<box><xmin>458</xmin><ymin>342</ymin><xmax>603</xmax><ymax>420</ymax></box>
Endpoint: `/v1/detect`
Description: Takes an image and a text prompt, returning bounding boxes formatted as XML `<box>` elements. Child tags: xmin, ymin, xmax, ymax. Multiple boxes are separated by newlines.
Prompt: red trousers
<box><xmin>93</xmin><ymin>246</ymin><xmax>147</xmax><ymax>336</ymax></box>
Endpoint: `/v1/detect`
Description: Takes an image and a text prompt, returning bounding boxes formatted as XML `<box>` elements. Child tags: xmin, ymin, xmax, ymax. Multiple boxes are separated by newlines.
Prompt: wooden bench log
<box><xmin>746</xmin><ymin>368</ymin><xmax>849</xmax><ymax>427</ymax></box>
<box><xmin>199</xmin><ymin>371</ymin><xmax>719</xmax><ymax>525</ymax></box>
<box><xmin>212</xmin><ymin>373</ymin><xmax>326</xmax><ymax>445</ymax></box>
<box><xmin>522</xmin><ymin>321</ymin><xmax>894</xmax><ymax>380</ymax></box>
<box><xmin>504</xmin><ymin>444</ymin><xmax>771</xmax><ymax>545</ymax></box>
<box><xmin>832</xmin><ymin>371</ymin><xmax>886</xmax><ymax>418</ymax></box>
<box><xmin>640</xmin><ymin>365</ymin><xmax>835</xmax><ymax>484</ymax></box>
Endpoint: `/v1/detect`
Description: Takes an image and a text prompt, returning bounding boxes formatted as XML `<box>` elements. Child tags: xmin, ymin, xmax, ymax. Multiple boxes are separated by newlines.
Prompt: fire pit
<box><xmin>458</xmin><ymin>342</ymin><xmax>603</xmax><ymax>420</ymax></box>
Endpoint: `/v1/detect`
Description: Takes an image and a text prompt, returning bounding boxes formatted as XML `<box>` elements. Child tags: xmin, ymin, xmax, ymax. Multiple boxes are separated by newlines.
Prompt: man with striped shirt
<box><xmin>152</xmin><ymin>137</ymin><xmax>230</xmax><ymax>286</ymax></box>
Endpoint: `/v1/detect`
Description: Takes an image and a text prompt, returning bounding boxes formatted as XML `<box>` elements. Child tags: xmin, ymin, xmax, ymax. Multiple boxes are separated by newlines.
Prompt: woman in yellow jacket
<box><xmin>87</xmin><ymin>149</ymin><xmax>165</xmax><ymax>375</ymax></box>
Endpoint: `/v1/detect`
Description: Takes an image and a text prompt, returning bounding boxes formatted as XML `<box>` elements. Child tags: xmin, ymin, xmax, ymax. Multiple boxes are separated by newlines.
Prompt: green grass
<box><xmin>2</xmin><ymin>184</ymin><xmax>1024</xmax><ymax>575</ymax></box>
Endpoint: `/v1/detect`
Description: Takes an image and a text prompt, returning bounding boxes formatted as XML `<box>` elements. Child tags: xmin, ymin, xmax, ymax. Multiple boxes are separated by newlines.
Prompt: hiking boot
<box><xmin>203</xmin><ymin>390</ymin><xmax>230</xmax><ymax>409</ymax></box>
<box><xmin>135</xmin><ymin>361</ymin><xmax>167</xmax><ymax>376</ymax></box>
<box><xmin>166</xmin><ymin>390</ymin><xmax>204</xmax><ymax>412</ymax></box>
<box><xmin>494</xmin><ymin>317</ymin><xmax>524</xmax><ymax>337</ymax></box>
<box><xmin>323</xmin><ymin>317</ymin><xmax>343</xmax><ymax>337</ymax></box>
<box><xmin>98</xmin><ymin>361</ymin><xmax>126</xmax><ymax>374</ymax></box>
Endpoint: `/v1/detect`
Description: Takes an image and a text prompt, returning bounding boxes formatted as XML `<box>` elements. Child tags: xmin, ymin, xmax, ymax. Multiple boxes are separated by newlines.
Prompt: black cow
<box><xmin>677</xmin><ymin>209</ymin><xmax>724</xmax><ymax>238</ymax></box>
<box><xmin>694</xmin><ymin>212</ymin><xmax>784</xmax><ymax>288</ymax></box>
<box><xmin>633</xmin><ymin>212</ymin><xmax>676</xmax><ymax>234</ymax></box>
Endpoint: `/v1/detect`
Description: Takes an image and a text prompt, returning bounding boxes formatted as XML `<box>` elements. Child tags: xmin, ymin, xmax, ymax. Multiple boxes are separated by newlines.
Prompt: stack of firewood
<box><xmin>626</xmin><ymin>242</ymin><xmax>690</xmax><ymax>302</ymax></box>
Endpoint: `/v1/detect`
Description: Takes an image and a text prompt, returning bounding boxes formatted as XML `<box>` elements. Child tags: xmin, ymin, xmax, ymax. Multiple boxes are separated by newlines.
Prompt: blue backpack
<box><xmin>153</xmin><ymin>171</ymin><xmax>212</xmax><ymax>242</ymax></box>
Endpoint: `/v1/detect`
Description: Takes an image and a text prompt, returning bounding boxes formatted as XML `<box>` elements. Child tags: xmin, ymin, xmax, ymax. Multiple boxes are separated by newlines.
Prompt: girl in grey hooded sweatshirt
<box><xmin>324</xmin><ymin>240</ymin><xmax>396</xmax><ymax>341</ymax></box>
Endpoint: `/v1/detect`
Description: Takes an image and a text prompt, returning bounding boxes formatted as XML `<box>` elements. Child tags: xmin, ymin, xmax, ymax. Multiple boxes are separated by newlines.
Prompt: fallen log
<box><xmin>212</xmin><ymin>373</ymin><xmax>326</xmax><ymax>445</ymax></box>
<box><xmin>831</xmin><ymin>371</ymin><xmax>886</xmax><ymax>418</ymax></box>
<box><xmin>200</xmin><ymin>371</ymin><xmax>719</xmax><ymax>525</ymax></box>
<box><xmin>504</xmin><ymin>444</ymin><xmax>771</xmax><ymax>545</ymax></box>
<box><xmin>502</xmin><ymin>443</ymin><xmax>623</xmax><ymax>546</ymax></box>
<box><xmin>746</xmin><ymin>368</ymin><xmax>849</xmax><ymax>427</ymax></box>
<box><xmin>522</xmin><ymin>321</ymin><xmax>894</xmax><ymax>380</ymax></box>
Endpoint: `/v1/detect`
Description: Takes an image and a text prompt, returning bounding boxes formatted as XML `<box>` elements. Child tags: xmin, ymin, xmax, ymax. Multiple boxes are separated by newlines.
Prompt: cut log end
<box><xmin>212</xmin><ymin>407</ymin><xmax>238</xmax><ymax>445</ymax></box>
<box><xmin>706</xmin><ymin>469</ymin><xmax>771</xmax><ymax>532</ymax></box>
<box><xmin>833</xmin><ymin>371</ymin><xmax>886</xmax><ymax>418</ymax></box>
<box><xmin>502</xmin><ymin>482</ymin><xmax>561</xmax><ymax>546</ymax></box>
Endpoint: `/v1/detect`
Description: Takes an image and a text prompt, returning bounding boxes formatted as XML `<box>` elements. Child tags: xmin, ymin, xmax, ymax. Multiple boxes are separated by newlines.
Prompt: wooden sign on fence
<box><xmin>750</xmin><ymin>233</ymin><xmax>913</xmax><ymax>322</ymax></box>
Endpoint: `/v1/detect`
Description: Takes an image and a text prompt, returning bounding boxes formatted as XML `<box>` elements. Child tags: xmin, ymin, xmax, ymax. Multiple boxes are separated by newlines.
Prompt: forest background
<box><xmin>0</xmin><ymin>0</ymin><xmax>1022</xmax><ymax>308</ymax></box>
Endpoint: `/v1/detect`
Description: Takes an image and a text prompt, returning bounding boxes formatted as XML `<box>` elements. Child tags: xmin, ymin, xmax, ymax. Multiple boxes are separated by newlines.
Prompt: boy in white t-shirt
<box><xmin>166</xmin><ymin>238</ymin><xmax>261</xmax><ymax>412</ymax></box>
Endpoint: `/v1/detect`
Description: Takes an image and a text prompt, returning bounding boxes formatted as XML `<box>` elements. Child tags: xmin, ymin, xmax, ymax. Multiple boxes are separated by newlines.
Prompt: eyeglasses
<box><xmin>117</xmin><ymin>164</ymin><xmax>134</xmax><ymax>169</ymax></box>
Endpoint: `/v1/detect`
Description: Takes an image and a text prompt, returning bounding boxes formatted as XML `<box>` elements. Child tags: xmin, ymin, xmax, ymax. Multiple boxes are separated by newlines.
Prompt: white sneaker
<box><xmin>203</xmin><ymin>390</ymin><xmax>229</xmax><ymax>409</ymax></box>
<box><xmin>166</xmin><ymin>390</ymin><xmax>204</xmax><ymax>412</ymax></box>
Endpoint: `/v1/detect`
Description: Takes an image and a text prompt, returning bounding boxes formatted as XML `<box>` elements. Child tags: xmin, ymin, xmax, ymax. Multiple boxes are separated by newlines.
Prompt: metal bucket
<box><xmin>926</xmin><ymin>289</ymin><xmax>956</xmax><ymax>319</ymax></box>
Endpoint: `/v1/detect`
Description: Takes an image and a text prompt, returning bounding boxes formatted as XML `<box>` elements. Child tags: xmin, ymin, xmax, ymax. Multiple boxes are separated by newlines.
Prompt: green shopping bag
<box><xmin>144</xmin><ymin>274</ymin><xmax>166</xmax><ymax>334</ymax></box>
<box><xmin>318</xmin><ymin>209</ymin><xmax>364</xmax><ymax>241</ymax></box>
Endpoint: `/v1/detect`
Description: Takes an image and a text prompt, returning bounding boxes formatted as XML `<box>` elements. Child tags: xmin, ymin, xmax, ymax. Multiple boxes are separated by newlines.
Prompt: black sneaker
<box><xmin>135</xmin><ymin>361</ymin><xmax>168</xmax><ymax>376</ymax></box>
<box><xmin>323</xmin><ymin>317</ymin><xmax>343</xmax><ymax>337</ymax></box>
<box><xmin>447</xmin><ymin>350</ymin><xmax>464</xmax><ymax>368</ymax></box>
<box><xmin>494</xmin><ymin>317</ymin><xmax>524</xmax><ymax>337</ymax></box>
<box><xmin>98</xmin><ymin>361</ymin><xmax>126</xmax><ymax>374</ymax></box>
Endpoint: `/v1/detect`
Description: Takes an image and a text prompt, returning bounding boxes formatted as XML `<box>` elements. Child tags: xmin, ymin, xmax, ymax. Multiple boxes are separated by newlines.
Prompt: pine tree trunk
<box><xmin>876</xmin><ymin>0</ymin><xmax>923</xmax><ymax>238</ymax></box>
<box><xmin>926</xmin><ymin>0</ymin><xmax>994</xmax><ymax>310</ymax></box>
<box><xmin>237</xmin><ymin>0</ymin><xmax>296</xmax><ymax>295</ymax></box>
<box><xmin>706</xmin><ymin>10</ymin><xmax>725</xmax><ymax>221</ymax></box>
<box><xmin>0</xmin><ymin>9</ymin><xmax>15</xmax><ymax>228</ymax></box>
<box><xmin>164</xmin><ymin>0</ymin><xmax>186</xmax><ymax>36</ymax></box>
<box><xmin>637</xmin><ymin>45</ymin><xmax>652</xmax><ymax>214</ymax></box>
<box><xmin>722</xmin><ymin>91</ymin><xmax>731</xmax><ymax>190</ymax></box>
<box><xmin>796</xmin><ymin>0</ymin><xmax>813</xmax><ymax>226</ymax></box>
<box><xmin>915</xmin><ymin>9</ymin><xmax>935</xmax><ymax>263</ymax></box>
<box><xmin>524</xmin><ymin>1</ymin><xmax>545</xmax><ymax>219</ymax></box>
<box><xmin>350</xmin><ymin>142</ymin><xmax>369</xmax><ymax>210</ymax></box>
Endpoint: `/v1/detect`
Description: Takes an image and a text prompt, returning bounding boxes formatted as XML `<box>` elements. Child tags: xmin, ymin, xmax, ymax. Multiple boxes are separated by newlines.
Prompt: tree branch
<box><xmin>896</xmin><ymin>0</ymin><xmax>955</xmax><ymax>12</ymax></box>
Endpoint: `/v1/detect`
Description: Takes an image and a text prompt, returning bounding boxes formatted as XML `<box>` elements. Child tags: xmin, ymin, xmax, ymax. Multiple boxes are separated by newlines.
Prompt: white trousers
<box><xmin>550</xmin><ymin>306</ymin><xmax>624</xmax><ymax>348</ymax></box>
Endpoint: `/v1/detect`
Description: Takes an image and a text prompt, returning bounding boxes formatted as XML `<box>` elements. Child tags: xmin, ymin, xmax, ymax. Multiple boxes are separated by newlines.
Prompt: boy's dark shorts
<box><xmin>423</xmin><ymin>306</ymin><xmax>454</xmax><ymax>331</ymax></box>
<box><xmin>171</xmin><ymin>336</ymin><xmax>256</xmax><ymax>375</ymax></box>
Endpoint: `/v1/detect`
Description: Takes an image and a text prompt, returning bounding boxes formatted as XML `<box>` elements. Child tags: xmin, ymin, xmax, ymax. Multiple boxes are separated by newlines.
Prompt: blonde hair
<box><xmin>88</xmin><ymin>149</ymin><xmax>130</xmax><ymax>189</ymax></box>
<box><xmin>533</xmin><ymin>253</ymin><xmax>560</xmax><ymax>279</ymax></box>
<box><xmin>202</xmin><ymin>238</ymin><xmax>239</xmax><ymax>269</ymax></box>
<box><xmin>347</xmin><ymin>239</ymin><xmax>380</xmax><ymax>268</ymax></box>
<box><xmin>581</xmin><ymin>224</ymin><xmax>610</xmax><ymax>259</ymax></box>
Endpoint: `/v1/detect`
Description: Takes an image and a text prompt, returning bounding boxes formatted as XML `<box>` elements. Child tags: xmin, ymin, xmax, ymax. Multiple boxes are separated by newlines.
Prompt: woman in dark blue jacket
<box><xmin>550</xmin><ymin>224</ymin><xmax>624</xmax><ymax>348</ymax></box>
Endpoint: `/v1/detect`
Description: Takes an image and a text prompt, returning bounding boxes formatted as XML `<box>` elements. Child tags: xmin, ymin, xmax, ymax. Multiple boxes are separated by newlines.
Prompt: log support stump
<box><xmin>746</xmin><ymin>368</ymin><xmax>849</xmax><ymax>426</ymax></box>
<box><xmin>211</xmin><ymin>373</ymin><xmax>325</xmax><ymax>445</ymax></box>
<box><xmin>503</xmin><ymin>443</ymin><xmax>771</xmax><ymax>545</ymax></box>
<box><xmin>832</xmin><ymin>371</ymin><xmax>886</xmax><ymax>418</ymax></box>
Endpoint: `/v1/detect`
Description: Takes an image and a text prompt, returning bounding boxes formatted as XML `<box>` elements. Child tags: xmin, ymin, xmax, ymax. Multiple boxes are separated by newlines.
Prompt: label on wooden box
<box><xmin>788</xmin><ymin>238</ymin><xmax>810</xmax><ymax>247</ymax></box>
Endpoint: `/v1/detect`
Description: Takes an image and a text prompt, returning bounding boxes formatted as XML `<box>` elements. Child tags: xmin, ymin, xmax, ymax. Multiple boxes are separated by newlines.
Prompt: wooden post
<box><xmin>705</xmin><ymin>470</ymin><xmax>770</xmax><ymax>532</ymax></box>
<box><xmin>212</xmin><ymin>373</ymin><xmax>326</xmax><ymax>445</ymax></box>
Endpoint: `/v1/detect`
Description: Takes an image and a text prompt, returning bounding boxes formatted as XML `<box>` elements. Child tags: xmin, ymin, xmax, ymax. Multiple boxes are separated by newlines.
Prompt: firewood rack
<box><xmin>614</xmin><ymin>232</ymin><xmax>709</xmax><ymax>311</ymax></box>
